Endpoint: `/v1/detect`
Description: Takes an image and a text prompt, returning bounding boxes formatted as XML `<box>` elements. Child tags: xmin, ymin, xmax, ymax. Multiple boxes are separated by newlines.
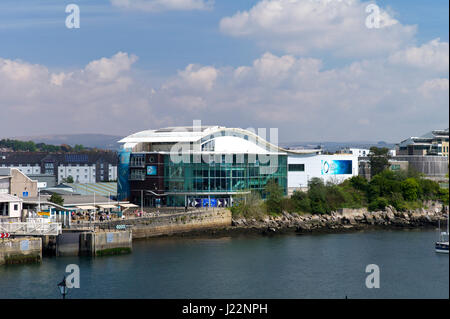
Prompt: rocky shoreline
<box><xmin>230</xmin><ymin>201</ymin><xmax>449</xmax><ymax>236</ymax></box>
<box><xmin>136</xmin><ymin>201</ymin><xmax>449</xmax><ymax>239</ymax></box>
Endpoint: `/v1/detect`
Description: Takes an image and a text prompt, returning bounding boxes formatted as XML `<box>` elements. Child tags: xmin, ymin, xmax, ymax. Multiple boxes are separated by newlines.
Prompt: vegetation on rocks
<box><xmin>231</xmin><ymin>168</ymin><xmax>449</xmax><ymax>219</ymax></box>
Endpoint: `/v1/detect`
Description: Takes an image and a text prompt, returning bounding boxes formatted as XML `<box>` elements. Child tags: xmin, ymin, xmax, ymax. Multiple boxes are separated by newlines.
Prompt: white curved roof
<box><xmin>119</xmin><ymin>126</ymin><xmax>224</xmax><ymax>143</ymax></box>
<box><xmin>119</xmin><ymin>126</ymin><xmax>320</xmax><ymax>155</ymax></box>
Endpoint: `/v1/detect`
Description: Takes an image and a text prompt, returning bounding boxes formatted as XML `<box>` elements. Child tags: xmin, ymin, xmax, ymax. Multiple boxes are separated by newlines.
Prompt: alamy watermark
<box><xmin>365</xmin><ymin>4</ymin><xmax>381</xmax><ymax>29</ymax></box>
<box><xmin>65</xmin><ymin>264</ymin><xmax>80</xmax><ymax>288</ymax></box>
<box><xmin>365</xmin><ymin>264</ymin><xmax>380</xmax><ymax>289</ymax></box>
<box><xmin>65</xmin><ymin>4</ymin><xmax>80</xmax><ymax>29</ymax></box>
<box><xmin>169</xmin><ymin>120</ymin><xmax>280</xmax><ymax>175</ymax></box>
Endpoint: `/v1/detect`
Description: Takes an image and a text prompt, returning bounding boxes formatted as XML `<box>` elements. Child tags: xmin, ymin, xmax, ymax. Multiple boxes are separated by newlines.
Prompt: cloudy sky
<box><xmin>0</xmin><ymin>0</ymin><xmax>448</xmax><ymax>143</ymax></box>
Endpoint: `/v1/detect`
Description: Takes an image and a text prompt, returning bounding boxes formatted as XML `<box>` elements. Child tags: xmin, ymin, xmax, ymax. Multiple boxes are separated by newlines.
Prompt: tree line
<box><xmin>1</xmin><ymin>138</ymin><xmax>88</xmax><ymax>153</ymax></box>
<box><xmin>231</xmin><ymin>147</ymin><xmax>449</xmax><ymax>218</ymax></box>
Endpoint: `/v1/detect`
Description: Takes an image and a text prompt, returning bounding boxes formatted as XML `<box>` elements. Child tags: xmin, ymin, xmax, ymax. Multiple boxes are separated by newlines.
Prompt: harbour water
<box><xmin>0</xmin><ymin>229</ymin><xmax>448</xmax><ymax>299</ymax></box>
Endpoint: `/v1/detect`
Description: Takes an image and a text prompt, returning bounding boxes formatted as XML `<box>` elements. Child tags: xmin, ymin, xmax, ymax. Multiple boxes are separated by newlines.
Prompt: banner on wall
<box><xmin>321</xmin><ymin>160</ymin><xmax>352</xmax><ymax>175</ymax></box>
<box><xmin>117</xmin><ymin>149</ymin><xmax>131</xmax><ymax>201</ymax></box>
<box><xmin>147</xmin><ymin>165</ymin><xmax>157</xmax><ymax>175</ymax></box>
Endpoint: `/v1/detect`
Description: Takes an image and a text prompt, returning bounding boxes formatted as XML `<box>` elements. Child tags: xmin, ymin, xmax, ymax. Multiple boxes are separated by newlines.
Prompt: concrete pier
<box><xmin>80</xmin><ymin>230</ymin><xmax>132</xmax><ymax>257</ymax></box>
<box><xmin>0</xmin><ymin>237</ymin><xmax>42</xmax><ymax>265</ymax></box>
<box><xmin>93</xmin><ymin>209</ymin><xmax>232</xmax><ymax>239</ymax></box>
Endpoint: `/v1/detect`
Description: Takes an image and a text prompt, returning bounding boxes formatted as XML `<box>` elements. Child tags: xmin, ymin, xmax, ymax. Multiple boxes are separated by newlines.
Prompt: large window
<box><xmin>288</xmin><ymin>164</ymin><xmax>305</xmax><ymax>172</ymax></box>
<box><xmin>130</xmin><ymin>169</ymin><xmax>145</xmax><ymax>180</ymax></box>
<box><xmin>130</xmin><ymin>154</ymin><xmax>145</xmax><ymax>167</ymax></box>
<box><xmin>163</xmin><ymin>154</ymin><xmax>288</xmax><ymax>199</ymax></box>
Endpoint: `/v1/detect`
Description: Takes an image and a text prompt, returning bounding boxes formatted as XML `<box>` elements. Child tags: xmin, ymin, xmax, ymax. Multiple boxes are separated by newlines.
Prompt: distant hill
<box><xmin>8</xmin><ymin>134</ymin><xmax>396</xmax><ymax>153</ymax></box>
<box><xmin>280</xmin><ymin>141</ymin><xmax>396</xmax><ymax>153</ymax></box>
<box><xmin>10</xmin><ymin>134</ymin><xmax>123</xmax><ymax>150</ymax></box>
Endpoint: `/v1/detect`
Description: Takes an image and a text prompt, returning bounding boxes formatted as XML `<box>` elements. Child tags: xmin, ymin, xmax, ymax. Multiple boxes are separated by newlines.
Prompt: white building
<box><xmin>0</xmin><ymin>152</ymin><xmax>118</xmax><ymax>184</ymax></box>
<box><xmin>288</xmin><ymin>154</ymin><xmax>359</xmax><ymax>194</ymax></box>
<box><xmin>340</xmin><ymin>148</ymin><xmax>370</xmax><ymax>157</ymax></box>
<box><xmin>0</xmin><ymin>194</ymin><xmax>23</xmax><ymax>218</ymax></box>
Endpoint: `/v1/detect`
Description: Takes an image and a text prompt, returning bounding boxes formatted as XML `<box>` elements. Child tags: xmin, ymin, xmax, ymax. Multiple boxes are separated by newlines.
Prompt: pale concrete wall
<box><xmin>10</xmin><ymin>169</ymin><xmax>38</xmax><ymax>198</ymax></box>
<box><xmin>88</xmin><ymin>209</ymin><xmax>232</xmax><ymax>239</ymax></box>
<box><xmin>80</xmin><ymin>230</ymin><xmax>132</xmax><ymax>256</ymax></box>
<box><xmin>0</xmin><ymin>237</ymin><xmax>42</xmax><ymax>265</ymax></box>
<box><xmin>131</xmin><ymin>209</ymin><xmax>231</xmax><ymax>239</ymax></box>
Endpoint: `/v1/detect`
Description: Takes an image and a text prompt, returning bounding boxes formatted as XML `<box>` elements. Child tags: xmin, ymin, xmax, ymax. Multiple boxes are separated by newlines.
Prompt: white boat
<box><xmin>435</xmin><ymin>213</ymin><xmax>449</xmax><ymax>254</ymax></box>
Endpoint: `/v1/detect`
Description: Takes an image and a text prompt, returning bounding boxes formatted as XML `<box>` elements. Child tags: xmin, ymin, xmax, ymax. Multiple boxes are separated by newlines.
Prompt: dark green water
<box><xmin>0</xmin><ymin>229</ymin><xmax>448</xmax><ymax>299</ymax></box>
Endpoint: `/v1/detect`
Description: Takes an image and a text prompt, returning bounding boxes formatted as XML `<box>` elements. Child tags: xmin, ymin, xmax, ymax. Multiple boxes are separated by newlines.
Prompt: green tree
<box><xmin>63</xmin><ymin>175</ymin><xmax>74</xmax><ymax>183</ymax></box>
<box><xmin>291</xmin><ymin>190</ymin><xmax>311</xmax><ymax>213</ymax></box>
<box><xmin>264</xmin><ymin>180</ymin><xmax>284</xmax><ymax>214</ymax></box>
<box><xmin>49</xmin><ymin>194</ymin><xmax>64</xmax><ymax>206</ymax></box>
<box><xmin>307</xmin><ymin>178</ymin><xmax>329</xmax><ymax>214</ymax></box>
<box><xmin>401</xmin><ymin>178</ymin><xmax>420</xmax><ymax>201</ymax></box>
<box><xmin>369</xmin><ymin>146</ymin><xmax>391</xmax><ymax>177</ymax></box>
<box><xmin>74</xmin><ymin>144</ymin><xmax>84</xmax><ymax>152</ymax></box>
<box><xmin>348</xmin><ymin>175</ymin><xmax>369</xmax><ymax>192</ymax></box>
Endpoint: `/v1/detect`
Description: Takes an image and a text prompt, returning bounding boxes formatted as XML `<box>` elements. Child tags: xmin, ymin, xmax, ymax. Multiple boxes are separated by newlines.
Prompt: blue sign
<box><xmin>321</xmin><ymin>160</ymin><xmax>352</xmax><ymax>175</ymax></box>
<box><xmin>146</xmin><ymin>165</ymin><xmax>157</xmax><ymax>175</ymax></box>
<box><xmin>202</xmin><ymin>199</ymin><xmax>209</xmax><ymax>207</ymax></box>
<box><xmin>210</xmin><ymin>198</ymin><xmax>217</xmax><ymax>207</ymax></box>
<box><xmin>22</xmin><ymin>191</ymin><xmax>28</xmax><ymax>197</ymax></box>
<box><xmin>20</xmin><ymin>240</ymin><xmax>29</xmax><ymax>251</ymax></box>
<box><xmin>106</xmin><ymin>233</ymin><xmax>114</xmax><ymax>243</ymax></box>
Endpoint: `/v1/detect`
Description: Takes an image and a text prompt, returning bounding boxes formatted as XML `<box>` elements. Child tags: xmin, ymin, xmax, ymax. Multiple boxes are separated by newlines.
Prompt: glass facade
<box><xmin>163</xmin><ymin>154</ymin><xmax>287</xmax><ymax>206</ymax></box>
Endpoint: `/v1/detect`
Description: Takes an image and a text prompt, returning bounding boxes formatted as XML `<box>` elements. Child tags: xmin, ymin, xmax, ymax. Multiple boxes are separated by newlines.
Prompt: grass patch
<box><xmin>4</xmin><ymin>254</ymin><xmax>41</xmax><ymax>265</ymax></box>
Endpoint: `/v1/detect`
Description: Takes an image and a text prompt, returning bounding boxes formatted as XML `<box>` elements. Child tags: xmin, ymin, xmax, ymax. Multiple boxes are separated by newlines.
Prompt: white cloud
<box><xmin>176</xmin><ymin>64</ymin><xmax>218</xmax><ymax>91</ymax></box>
<box><xmin>1</xmin><ymin>50</ymin><xmax>448</xmax><ymax>141</ymax></box>
<box><xmin>418</xmin><ymin>78</ymin><xmax>449</xmax><ymax>98</ymax></box>
<box><xmin>389</xmin><ymin>38</ymin><xmax>449</xmax><ymax>73</ymax></box>
<box><xmin>219</xmin><ymin>0</ymin><xmax>416</xmax><ymax>58</ymax></box>
<box><xmin>0</xmin><ymin>52</ymin><xmax>148</xmax><ymax>135</ymax></box>
<box><xmin>149</xmin><ymin>52</ymin><xmax>448</xmax><ymax>141</ymax></box>
<box><xmin>85</xmin><ymin>52</ymin><xmax>138</xmax><ymax>82</ymax></box>
<box><xmin>110</xmin><ymin>0</ymin><xmax>213</xmax><ymax>12</ymax></box>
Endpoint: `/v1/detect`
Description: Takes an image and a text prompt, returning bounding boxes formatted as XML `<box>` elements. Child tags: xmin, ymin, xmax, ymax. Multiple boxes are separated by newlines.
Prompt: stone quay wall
<box><xmin>93</xmin><ymin>209</ymin><xmax>232</xmax><ymax>239</ymax></box>
<box><xmin>0</xmin><ymin>237</ymin><xmax>42</xmax><ymax>265</ymax></box>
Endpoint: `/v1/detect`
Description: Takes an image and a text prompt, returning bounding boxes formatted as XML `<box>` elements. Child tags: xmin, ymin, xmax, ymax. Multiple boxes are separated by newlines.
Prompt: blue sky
<box><xmin>0</xmin><ymin>0</ymin><xmax>448</xmax><ymax>142</ymax></box>
<box><xmin>1</xmin><ymin>0</ymin><xmax>447</xmax><ymax>72</ymax></box>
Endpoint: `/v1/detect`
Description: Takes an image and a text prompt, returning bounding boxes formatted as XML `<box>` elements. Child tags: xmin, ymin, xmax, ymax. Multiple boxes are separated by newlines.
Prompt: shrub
<box><xmin>291</xmin><ymin>191</ymin><xmax>311</xmax><ymax>213</ymax></box>
<box><xmin>230</xmin><ymin>191</ymin><xmax>265</xmax><ymax>219</ymax></box>
<box><xmin>438</xmin><ymin>188</ymin><xmax>449</xmax><ymax>205</ymax></box>
<box><xmin>418</xmin><ymin>178</ymin><xmax>440</xmax><ymax>198</ymax></box>
<box><xmin>49</xmin><ymin>194</ymin><xmax>64</xmax><ymax>206</ymax></box>
<box><xmin>348</xmin><ymin>175</ymin><xmax>368</xmax><ymax>192</ymax></box>
<box><xmin>368</xmin><ymin>197</ymin><xmax>389</xmax><ymax>211</ymax></box>
<box><xmin>389</xmin><ymin>192</ymin><xmax>407</xmax><ymax>211</ymax></box>
<box><xmin>325</xmin><ymin>185</ymin><xmax>348</xmax><ymax>212</ymax></box>
<box><xmin>401</xmin><ymin>178</ymin><xmax>420</xmax><ymax>201</ymax></box>
<box><xmin>264</xmin><ymin>180</ymin><xmax>284</xmax><ymax>214</ymax></box>
<box><xmin>308</xmin><ymin>178</ymin><xmax>329</xmax><ymax>214</ymax></box>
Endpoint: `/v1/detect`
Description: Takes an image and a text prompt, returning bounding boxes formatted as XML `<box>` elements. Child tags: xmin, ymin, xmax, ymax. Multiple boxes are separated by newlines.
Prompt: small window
<box><xmin>14</xmin><ymin>204</ymin><xmax>18</xmax><ymax>211</ymax></box>
<box><xmin>288</xmin><ymin>164</ymin><xmax>305</xmax><ymax>172</ymax></box>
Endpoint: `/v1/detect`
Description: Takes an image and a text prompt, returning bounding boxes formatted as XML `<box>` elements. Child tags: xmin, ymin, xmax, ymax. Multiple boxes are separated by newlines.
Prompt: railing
<box><xmin>0</xmin><ymin>218</ymin><xmax>62</xmax><ymax>236</ymax></box>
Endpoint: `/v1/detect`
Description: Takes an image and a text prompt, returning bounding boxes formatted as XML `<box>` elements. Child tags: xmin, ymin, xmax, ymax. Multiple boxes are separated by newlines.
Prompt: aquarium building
<box><xmin>118</xmin><ymin>126</ymin><xmax>358</xmax><ymax>207</ymax></box>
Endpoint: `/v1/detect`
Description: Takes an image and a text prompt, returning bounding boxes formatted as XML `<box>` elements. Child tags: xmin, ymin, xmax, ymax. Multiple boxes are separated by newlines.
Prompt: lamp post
<box><xmin>57</xmin><ymin>276</ymin><xmax>68</xmax><ymax>299</ymax></box>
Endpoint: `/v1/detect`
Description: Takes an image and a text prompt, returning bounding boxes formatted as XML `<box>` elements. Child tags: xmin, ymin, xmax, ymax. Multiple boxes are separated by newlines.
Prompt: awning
<box><xmin>76</xmin><ymin>205</ymin><xmax>97</xmax><ymax>210</ymax></box>
<box><xmin>97</xmin><ymin>204</ymin><xmax>118</xmax><ymax>209</ymax></box>
<box><xmin>119</xmin><ymin>203</ymin><xmax>139</xmax><ymax>208</ymax></box>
